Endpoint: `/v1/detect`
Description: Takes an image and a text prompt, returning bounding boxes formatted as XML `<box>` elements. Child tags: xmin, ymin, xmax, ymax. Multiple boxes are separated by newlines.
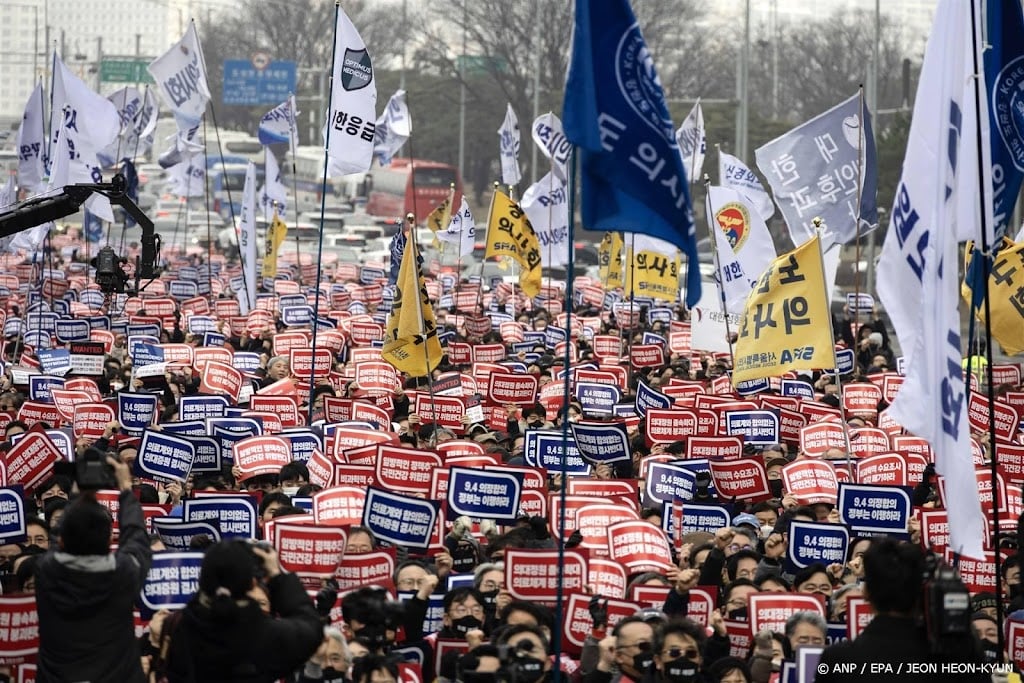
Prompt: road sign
<box><xmin>222</xmin><ymin>59</ymin><xmax>297</xmax><ymax>106</ymax></box>
<box><xmin>100</xmin><ymin>59</ymin><xmax>153</xmax><ymax>84</ymax></box>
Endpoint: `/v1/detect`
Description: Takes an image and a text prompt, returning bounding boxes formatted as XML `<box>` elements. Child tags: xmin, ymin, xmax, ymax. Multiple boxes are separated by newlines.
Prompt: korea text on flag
<box><xmin>485</xmin><ymin>189</ymin><xmax>542</xmax><ymax>297</ymax></box>
<box><xmin>382</xmin><ymin>235</ymin><xmax>443</xmax><ymax>377</ymax></box>
<box><xmin>732</xmin><ymin>234</ymin><xmax>835</xmax><ymax>385</ymax></box>
<box><xmin>147</xmin><ymin>23</ymin><xmax>211</xmax><ymax>134</ymax></box>
<box><xmin>326</xmin><ymin>7</ymin><xmax>377</xmax><ymax>177</ymax></box>
<box><xmin>675</xmin><ymin>100</ymin><xmax>705</xmax><ymax>186</ymax></box>
<box><xmin>374</xmin><ymin>89</ymin><xmax>411</xmax><ymax>166</ymax></box>
<box><xmin>258</xmin><ymin>97</ymin><xmax>299</xmax><ymax>146</ymax></box>
<box><xmin>963</xmin><ymin>237</ymin><xmax>1024</xmax><ymax>355</ymax></box>
<box><xmin>707</xmin><ymin>184</ymin><xmax>777</xmax><ymax>314</ymax></box>
<box><xmin>875</xmin><ymin>0</ymin><xmax>987</xmax><ymax>560</ymax></box>
<box><xmin>499</xmin><ymin>104</ymin><xmax>522</xmax><ymax>186</ymax></box>
<box><xmin>562</xmin><ymin>0</ymin><xmax>701</xmax><ymax>307</ymax></box>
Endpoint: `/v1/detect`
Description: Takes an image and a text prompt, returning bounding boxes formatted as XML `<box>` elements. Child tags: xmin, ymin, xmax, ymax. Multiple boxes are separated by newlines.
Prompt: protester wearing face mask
<box><xmin>298</xmin><ymin>626</ymin><xmax>351</xmax><ymax>683</ymax></box>
<box><xmin>426</xmin><ymin>587</ymin><xmax>490</xmax><ymax>681</ymax></box>
<box><xmin>652</xmin><ymin>619</ymin><xmax>712</xmax><ymax>683</ymax></box>
<box><xmin>493</xmin><ymin>625</ymin><xmax>553</xmax><ymax>683</ymax></box>
<box><xmin>582</xmin><ymin>615</ymin><xmax>654</xmax><ymax>683</ymax></box>
<box><xmin>473</xmin><ymin>562</ymin><xmax>507</xmax><ymax>630</ymax></box>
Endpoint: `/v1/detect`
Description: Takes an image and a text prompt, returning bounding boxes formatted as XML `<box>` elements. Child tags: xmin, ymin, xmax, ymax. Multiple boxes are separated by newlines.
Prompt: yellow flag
<box><xmin>599</xmin><ymin>232</ymin><xmax>624</xmax><ymax>290</ymax></box>
<box><xmin>261</xmin><ymin>211</ymin><xmax>288</xmax><ymax>278</ymax></box>
<box><xmin>425</xmin><ymin>196</ymin><xmax>452</xmax><ymax>234</ymax></box>
<box><xmin>624</xmin><ymin>245</ymin><xmax>680</xmax><ymax>303</ymax></box>
<box><xmin>732</xmin><ymin>234</ymin><xmax>836</xmax><ymax>385</ymax></box>
<box><xmin>484</xmin><ymin>188</ymin><xmax>542</xmax><ymax>297</ymax></box>
<box><xmin>963</xmin><ymin>238</ymin><xmax>1024</xmax><ymax>355</ymax></box>
<box><xmin>382</xmin><ymin>233</ymin><xmax>443</xmax><ymax>377</ymax></box>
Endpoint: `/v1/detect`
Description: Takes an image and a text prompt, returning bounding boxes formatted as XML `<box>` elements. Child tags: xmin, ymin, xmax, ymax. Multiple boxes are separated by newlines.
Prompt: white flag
<box><xmin>438</xmin><ymin>196</ymin><xmax>476</xmax><ymax>257</ymax></box>
<box><xmin>16</xmin><ymin>83</ymin><xmax>46</xmax><ymax>192</ymax></box>
<box><xmin>239</xmin><ymin>162</ymin><xmax>258</xmax><ymax>312</ymax></box>
<box><xmin>531</xmin><ymin>112</ymin><xmax>571</xmax><ymax>182</ymax></box>
<box><xmin>521</xmin><ymin>171</ymin><xmax>570</xmax><ymax>267</ymax></box>
<box><xmin>706</xmin><ymin>185</ymin><xmax>777</xmax><ymax>314</ymax></box>
<box><xmin>326</xmin><ymin>7</ymin><xmax>376</xmax><ymax>177</ymax></box>
<box><xmin>876</xmin><ymin>0</ymin><xmax>988</xmax><ymax>561</ymax></box>
<box><xmin>147</xmin><ymin>22</ymin><xmax>211</xmax><ymax>133</ymax></box>
<box><xmin>719</xmin><ymin>150</ymin><xmax>775</xmax><ymax>221</ymax></box>
<box><xmin>50</xmin><ymin>55</ymin><xmax>120</xmax><ymax>161</ymax></box>
<box><xmin>167</xmin><ymin>158</ymin><xmax>206</xmax><ymax>198</ymax></box>
<box><xmin>498</xmin><ymin>104</ymin><xmax>522</xmax><ymax>185</ymax></box>
<box><xmin>374</xmin><ymin>89</ymin><xmax>411</xmax><ymax>166</ymax></box>
<box><xmin>100</xmin><ymin>87</ymin><xmax>159</xmax><ymax>165</ymax></box>
<box><xmin>676</xmin><ymin>100</ymin><xmax>706</xmax><ymax>185</ymax></box>
<box><xmin>260</xmin><ymin>147</ymin><xmax>288</xmax><ymax>221</ymax></box>
<box><xmin>158</xmin><ymin>130</ymin><xmax>204</xmax><ymax>169</ymax></box>
<box><xmin>258</xmin><ymin>96</ymin><xmax>299</xmax><ymax>147</ymax></box>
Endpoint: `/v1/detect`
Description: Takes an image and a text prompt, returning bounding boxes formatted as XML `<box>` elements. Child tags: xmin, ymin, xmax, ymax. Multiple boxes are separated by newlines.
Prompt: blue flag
<box><xmin>987</xmin><ymin>0</ymin><xmax>1024</xmax><ymax>240</ymax></box>
<box><xmin>388</xmin><ymin>229</ymin><xmax>406</xmax><ymax>286</ymax></box>
<box><xmin>83</xmin><ymin>210</ymin><xmax>104</xmax><ymax>243</ymax></box>
<box><xmin>562</xmin><ymin>0</ymin><xmax>701</xmax><ymax>307</ymax></box>
<box><xmin>121</xmin><ymin>158</ymin><xmax>139</xmax><ymax>228</ymax></box>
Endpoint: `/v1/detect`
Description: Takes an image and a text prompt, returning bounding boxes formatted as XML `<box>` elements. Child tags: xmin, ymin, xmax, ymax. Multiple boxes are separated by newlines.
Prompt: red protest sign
<box><xmin>198</xmin><ymin>361</ymin><xmax>244</xmax><ymax>402</ymax></box>
<box><xmin>351</xmin><ymin>401</ymin><xmax>391</xmax><ymax>427</ymax></box>
<box><xmin>848</xmin><ymin>427</ymin><xmax>890</xmax><ymax>458</ymax></box>
<box><xmin>846</xmin><ymin>597</ymin><xmax>875</xmax><ymax>639</ymax></box>
<box><xmin>588</xmin><ymin>559</ymin><xmax>629</xmax><ymax>600</ymax></box>
<box><xmin>855</xmin><ymin>452</ymin><xmax>907</xmax><ymax>486</ymax></box>
<box><xmin>645</xmin><ymin>409</ymin><xmax>698</xmax><ymax>445</ymax></box>
<box><xmin>566</xmin><ymin>479</ymin><xmax>639</xmax><ymax>500</ymax></box>
<box><xmin>289</xmin><ymin>349</ymin><xmax>333</xmax><ymax>379</ymax></box>
<box><xmin>50</xmin><ymin>390</ymin><xmax>94</xmax><ymax>423</ymax></box>
<box><xmin>684</xmin><ymin>436</ymin><xmax>743</xmax><ymax>460</ymax></box>
<box><xmin>968</xmin><ymin>392</ymin><xmax>1020</xmax><ymax>442</ymax></box>
<box><xmin>334</xmin><ymin>548</ymin><xmax>396</xmax><ymax>591</ymax></box>
<box><xmin>331</xmin><ymin>428</ymin><xmax>393</xmax><ymax>457</ymax></box>
<box><xmin>724</xmin><ymin>620</ymin><xmax>752</xmax><ymax>659</ymax></box>
<box><xmin>576</xmin><ymin>503</ymin><xmax>641</xmax><ymax>556</ymax></box>
<box><xmin>413</xmin><ymin>394</ymin><xmax>464</xmax><ymax>430</ymax></box>
<box><xmin>5</xmin><ymin>432</ymin><xmax>63</xmax><ymax>491</ymax></box>
<box><xmin>945</xmin><ymin>548</ymin><xmax>998</xmax><ymax>595</ymax></box>
<box><xmin>997</xmin><ymin>442</ymin><xmax>1024</xmax><ymax>485</ymax></box>
<box><xmin>748</xmin><ymin>593</ymin><xmax>825</xmax><ymax>635</ymax></box>
<box><xmin>505</xmin><ymin>548</ymin><xmax>589</xmax><ymax>602</ymax></box>
<box><xmin>249</xmin><ymin>396</ymin><xmax>301</xmax><ymax>428</ymax></box>
<box><xmin>313</xmin><ymin>486</ymin><xmax>367</xmax><ymax>526</ymax></box>
<box><xmin>562</xmin><ymin>593</ymin><xmax>640</xmax><ymax>655</ymax></box>
<box><xmin>72</xmin><ymin>402</ymin><xmax>116</xmax><ymax>440</ymax></box>
<box><xmin>374</xmin><ymin>445</ymin><xmax>443</xmax><ymax>495</ymax></box>
<box><xmin>232</xmin><ymin>436</ymin><xmax>292</xmax><ymax>481</ymax></box>
<box><xmin>471</xmin><ymin>344</ymin><xmax>506</xmax><ymax>363</ymax></box>
<box><xmin>709</xmin><ymin>458</ymin><xmax>771</xmax><ymax>500</ymax></box>
<box><xmin>799</xmin><ymin>421</ymin><xmax>846</xmax><ymax>457</ymax></box>
<box><xmin>0</xmin><ymin>596</ymin><xmax>38</xmax><ymax>665</ymax></box>
<box><xmin>16</xmin><ymin>402</ymin><xmax>62</xmax><ymax>429</ymax></box>
<box><xmin>919</xmin><ymin>509</ymin><xmax>949</xmax><ymax>555</ymax></box>
<box><xmin>606</xmin><ymin>521</ymin><xmax>673</xmax><ymax>573</ymax></box>
<box><xmin>781</xmin><ymin>460</ymin><xmax>839</xmax><ymax>505</ymax></box>
<box><xmin>354</xmin><ymin>362</ymin><xmax>399</xmax><ymax>396</ymax></box>
<box><xmin>891</xmin><ymin>435</ymin><xmax>932</xmax><ymax>461</ymax></box>
<box><xmin>486</xmin><ymin>373</ymin><xmax>538</xmax><ymax>406</ymax></box>
<box><xmin>333</xmin><ymin>465</ymin><xmax>377</xmax><ymax>488</ymax></box>
<box><xmin>842</xmin><ymin>383</ymin><xmax>882</xmax><ymax>416</ymax></box>
<box><xmin>273</xmin><ymin>523</ymin><xmax>347</xmax><ymax>578</ymax></box>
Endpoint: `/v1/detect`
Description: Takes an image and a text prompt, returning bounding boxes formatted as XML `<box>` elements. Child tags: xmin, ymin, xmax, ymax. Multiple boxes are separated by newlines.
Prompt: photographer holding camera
<box><xmin>34</xmin><ymin>449</ymin><xmax>152</xmax><ymax>683</ymax></box>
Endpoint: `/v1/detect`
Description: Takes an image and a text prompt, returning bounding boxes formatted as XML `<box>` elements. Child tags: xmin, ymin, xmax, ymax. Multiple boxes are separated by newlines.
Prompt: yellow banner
<box><xmin>624</xmin><ymin>247</ymin><xmax>680</xmax><ymax>303</ymax></box>
<box><xmin>484</xmin><ymin>189</ymin><xmax>542</xmax><ymax>297</ymax></box>
<box><xmin>425</xmin><ymin>196</ymin><xmax>452</xmax><ymax>234</ymax></box>
<box><xmin>382</xmin><ymin>233</ymin><xmax>443</xmax><ymax>377</ymax></box>
<box><xmin>261</xmin><ymin>211</ymin><xmax>288</xmax><ymax>278</ymax></box>
<box><xmin>732</xmin><ymin>234</ymin><xmax>836</xmax><ymax>384</ymax></box>
<box><xmin>599</xmin><ymin>232</ymin><xmax>624</xmax><ymax>290</ymax></box>
<box><xmin>962</xmin><ymin>238</ymin><xmax>1024</xmax><ymax>355</ymax></box>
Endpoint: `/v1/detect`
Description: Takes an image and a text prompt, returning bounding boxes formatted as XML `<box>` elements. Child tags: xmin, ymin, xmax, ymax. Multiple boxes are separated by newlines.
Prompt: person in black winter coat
<box><xmin>34</xmin><ymin>452</ymin><xmax>153</xmax><ymax>683</ymax></box>
<box><xmin>163</xmin><ymin>539</ymin><xmax>322</xmax><ymax>682</ymax></box>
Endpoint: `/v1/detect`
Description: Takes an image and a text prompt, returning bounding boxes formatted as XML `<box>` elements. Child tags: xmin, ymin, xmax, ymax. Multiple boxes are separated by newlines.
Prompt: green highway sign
<box><xmin>100</xmin><ymin>59</ymin><xmax>153</xmax><ymax>84</ymax></box>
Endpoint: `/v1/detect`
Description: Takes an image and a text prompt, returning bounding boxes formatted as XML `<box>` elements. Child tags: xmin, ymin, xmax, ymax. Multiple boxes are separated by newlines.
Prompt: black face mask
<box><xmin>662</xmin><ymin>657</ymin><xmax>699</xmax><ymax>683</ymax></box>
<box><xmin>632</xmin><ymin>651</ymin><xmax>654</xmax><ymax>675</ymax></box>
<box><xmin>768</xmin><ymin>479</ymin><xmax>784</xmax><ymax>498</ymax></box>
<box><xmin>727</xmin><ymin>607</ymin><xmax>748</xmax><ymax>621</ymax></box>
<box><xmin>321</xmin><ymin>668</ymin><xmax>347</xmax><ymax>683</ymax></box>
<box><xmin>480</xmin><ymin>589</ymin><xmax>500</xmax><ymax>607</ymax></box>
<box><xmin>514</xmin><ymin>656</ymin><xmax>546</xmax><ymax>683</ymax></box>
<box><xmin>462</xmin><ymin>672</ymin><xmax>498</xmax><ymax>683</ymax></box>
<box><xmin>452</xmin><ymin>615</ymin><xmax>483</xmax><ymax>635</ymax></box>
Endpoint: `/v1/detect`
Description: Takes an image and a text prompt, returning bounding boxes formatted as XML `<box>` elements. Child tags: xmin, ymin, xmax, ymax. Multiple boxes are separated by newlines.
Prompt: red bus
<box><xmin>365</xmin><ymin>158</ymin><xmax>463</xmax><ymax>225</ymax></box>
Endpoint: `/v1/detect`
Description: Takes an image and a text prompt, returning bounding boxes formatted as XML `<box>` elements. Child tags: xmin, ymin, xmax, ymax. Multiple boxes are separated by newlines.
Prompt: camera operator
<box><xmin>34</xmin><ymin>450</ymin><xmax>152</xmax><ymax>683</ymax></box>
<box><xmin>816</xmin><ymin>537</ymin><xmax>989</xmax><ymax>682</ymax></box>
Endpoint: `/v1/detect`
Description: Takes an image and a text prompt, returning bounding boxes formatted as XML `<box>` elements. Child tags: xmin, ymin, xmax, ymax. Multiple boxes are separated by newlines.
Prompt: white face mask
<box><xmin>282</xmin><ymin>486</ymin><xmax>300</xmax><ymax>496</ymax></box>
<box><xmin>760</xmin><ymin>525</ymin><xmax>774</xmax><ymax>539</ymax></box>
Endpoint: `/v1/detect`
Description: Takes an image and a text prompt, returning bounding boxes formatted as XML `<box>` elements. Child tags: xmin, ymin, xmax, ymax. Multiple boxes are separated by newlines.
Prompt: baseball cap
<box><xmin>732</xmin><ymin>513</ymin><xmax>760</xmax><ymax>530</ymax></box>
<box><xmin>765</xmin><ymin>457</ymin><xmax>789</xmax><ymax>469</ymax></box>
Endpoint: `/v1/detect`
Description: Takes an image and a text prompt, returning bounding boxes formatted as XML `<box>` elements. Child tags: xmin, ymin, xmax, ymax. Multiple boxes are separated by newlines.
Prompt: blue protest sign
<box><xmin>169</xmin><ymin>281</ymin><xmax>199</xmax><ymax>300</ymax></box>
<box><xmin>118</xmin><ymin>392</ymin><xmax>159</xmax><ymax>436</ymax></box>
<box><xmin>26</xmin><ymin>311</ymin><xmax>58</xmax><ymax>334</ymax></box>
<box><xmin>613</xmin><ymin>403</ymin><xmax>638</xmax><ymax>418</ymax></box>
<box><xmin>52</xmin><ymin>300</ymin><xmax>69</xmax><ymax>316</ymax></box>
<box><xmin>131</xmin><ymin>342</ymin><xmax>165</xmax><ymax>368</ymax></box>
<box><xmin>780</xmin><ymin>379</ymin><xmax>815</xmax><ymax>400</ymax></box>
<box><xmin>787</xmin><ymin>521</ymin><xmax>849</xmax><ymax>570</ymax></box>
<box><xmin>209</xmin><ymin>420</ymin><xmax>263</xmax><ymax>463</ymax></box>
<box><xmin>523</xmin><ymin>331</ymin><xmax>546</xmax><ymax>346</ymax></box>
<box><xmin>446</xmin><ymin>467</ymin><xmax>524</xmax><ymax>522</ymax></box>
<box><xmin>159</xmin><ymin>420</ymin><xmax>208</xmax><ymax>437</ymax></box>
<box><xmin>151</xmin><ymin>518</ymin><xmax>222</xmax><ymax>551</ymax></box>
<box><xmin>180</xmin><ymin>395</ymin><xmax>230</xmax><ymax>422</ymax></box>
<box><xmin>2</xmin><ymin>318</ymin><xmax>22</xmax><ymax>338</ymax></box>
<box><xmin>280</xmin><ymin>428</ymin><xmax>323</xmax><ymax>463</ymax></box>
<box><xmin>575</xmin><ymin>382</ymin><xmax>622</xmax><ymax>415</ymax></box>
<box><xmin>735</xmin><ymin>377</ymin><xmax>770</xmax><ymax>396</ymax></box>
<box><xmin>36</xmin><ymin>349</ymin><xmax>70</xmax><ymax>375</ymax></box>
<box><xmin>835</xmin><ymin>348</ymin><xmax>855</xmax><ymax>375</ymax></box>
<box><xmin>0</xmin><ymin>487</ymin><xmax>26</xmax><ymax>544</ymax></box>
<box><xmin>182</xmin><ymin>435</ymin><xmax>220</xmax><ymax>473</ymax></box>
<box><xmin>279</xmin><ymin>294</ymin><xmax>307</xmax><ymax>310</ymax></box>
<box><xmin>724</xmin><ymin>410</ymin><xmax>780</xmax><ymax>445</ymax></box>
<box><xmin>54</xmin><ymin>319</ymin><xmax>91</xmax><ymax>343</ymax></box>
<box><xmin>282</xmin><ymin>305</ymin><xmax>314</xmax><ymax>327</ymax></box>
<box><xmin>360</xmin><ymin>266</ymin><xmax>386</xmax><ymax>284</ymax></box>
<box><xmin>128</xmin><ymin>324</ymin><xmax>161</xmax><ymax>338</ymax></box>
<box><xmin>139</xmin><ymin>551</ymin><xmax>205</xmax><ymax>618</ymax></box>
<box><xmin>80</xmin><ymin>290</ymin><xmax>105</xmax><ymax>308</ymax></box>
<box><xmin>203</xmin><ymin>332</ymin><xmax>226</xmax><ymax>347</ymax></box>
<box><xmin>837</xmin><ymin>483</ymin><xmax>911</xmax><ymax>535</ymax></box>
<box><xmin>29</xmin><ymin>376</ymin><xmax>64</xmax><ymax>403</ymax></box>
<box><xmin>45</xmin><ymin>429</ymin><xmax>75</xmax><ymax>461</ymax></box>
<box><xmin>523</xmin><ymin>430</ymin><xmax>590</xmax><ymax>475</ymax></box>
<box><xmin>137</xmin><ymin>429</ymin><xmax>196</xmax><ymax>482</ymax></box>
<box><xmin>363</xmin><ymin>486</ymin><xmax>439</xmax><ymax>549</ymax></box>
<box><xmin>645</xmin><ymin>461</ymin><xmax>697</xmax><ymax>504</ymax></box>
<box><xmin>635</xmin><ymin>379</ymin><xmax>672</xmax><ymax>417</ymax></box>
<box><xmin>23</xmin><ymin>330</ymin><xmax>51</xmax><ymax>350</ymax></box>
<box><xmin>569</xmin><ymin>421</ymin><xmax>631</xmax><ymax>464</ymax></box>
<box><xmin>184</xmin><ymin>496</ymin><xmax>258</xmax><ymax>539</ymax></box>
<box><xmin>544</xmin><ymin>326</ymin><xmax>568</xmax><ymax>348</ymax></box>
<box><xmin>660</xmin><ymin>501</ymin><xmax>730</xmax><ymax>537</ymax></box>
<box><xmin>642</xmin><ymin>332</ymin><xmax>667</xmax><ymax>347</ymax></box>
<box><xmin>187</xmin><ymin>316</ymin><xmax>216</xmax><ymax>335</ymax></box>
<box><xmin>232</xmin><ymin>352</ymin><xmax>263</xmax><ymax>374</ymax></box>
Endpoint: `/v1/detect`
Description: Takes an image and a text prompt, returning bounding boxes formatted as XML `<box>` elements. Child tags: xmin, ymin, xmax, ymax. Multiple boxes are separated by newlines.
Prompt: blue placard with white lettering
<box><xmin>3</xmin><ymin>318</ymin><xmax>23</xmax><ymax>338</ymax></box>
<box><xmin>292</xmin><ymin>497</ymin><xmax>313</xmax><ymax>513</ymax></box>
<box><xmin>54</xmin><ymin>319</ymin><xmax>91</xmax><ymax>343</ymax></box>
<box><xmin>24</xmin><ymin>330</ymin><xmax>52</xmax><ymax>351</ymax></box>
<box><xmin>575</xmin><ymin>381</ymin><xmax>622</xmax><ymax>415</ymax></box>
<box><xmin>187</xmin><ymin>316</ymin><xmax>216</xmax><ymax>335</ymax></box>
<box><xmin>446</xmin><ymin>467</ymin><xmax>523</xmax><ymax>522</ymax></box>
<box><xmin>128</xmin><ymin>324</ymin><xmax>161</xmax><ymax>338</ymax></box>
<box><xmin>223</xmin><ymin>59</ymin><xmax>297</xmax><ymax>106</ymax></box>
<box><xmin>44</xmin><ymin>429</ymin><xmax>74</xmax><ymax>461</ymax></box>
<box><xmin>0</xmin><ymin>486</ymin><xmax>26</xmax><ymax>544</ymax></box>
<box><xmin>29</xmin><ymin>376</ymin><xmax>64</xmax><ymax>403</ymax></box>
<box><xmin>724</xmin><ymin>409</ymin><xmax>780</xmax><ymax>444</ymax></box>
<box><xmin>139</xmin><ymin>551</ymin><xmax>205</xmax><ymax>618</ymax></box>
<box><xmin>159</xmin><ymin>420</ymin><xmax>208</xmax><ymax>437</ymax></box>
<box><xmin>644</xmin><ymin>461</ymin><xmax>697</xmax><ymax>504</ymax></box>
<box><xmin>87</xmin><ymin>315</ymin><xmax>112</xmax><ymax>331</ymax></box>
<box><xmin>660</xmin><ymin>501</ymin><xmax>730</xmax><ymax>536</ymax></box>
<box><xmin>151</xmin><ymin>518</ymin><xmax>221</xmax><ymax>551</ymax></box>
<box><xmin>118</xmin><ymin>392</ymin><xmax>160</xmax><ymax>436</ymax></box>
<box><xmin>232</xmin><ymin>352</ymin><xmax>263</xmax><ymax>374</ymax></box>
<box><xmin>837</xmin><ymin>482</ymin><xmax>911</xmax><ymax>535</ymax></box>
<box><xmin>363</xmin><ymin>487</ymin><xmax>439</xmax><ymax>550</ymax></box>
<box><xmin>281</xmin><ymin>305</ymin><xmax>314</xmax><ymax>327</ymax></box>
<box><xmin>523</xmin><ymin>331</ymin><xmax>546</xmax><ymax>346</ymax></box>
<box><xmin>180</xmin><ymin>395</ymin><xmax>230</xmax><ymax>422</ymax></box>
<box><xmin>826</xmin><ymin>623</ymin><xmax>847</xmax><ymax>646</ymax></box>
<box><xmin>360</xmin><ymin>267</ymin><xmax>386</xmax><ymax>284</ymax></box>
<box><xmin>280</xmin><ymin>428</ymin><xmax>322</xmax><ymax>463</ymax></box>
<box><xmin>137</xmin><ymin>429</ymin><xmax>196</xmax><ymax>483</ymax></box>
<box><xmin>179</xmin><ymin>267</ymin><xmax>198</xmax><ymax>282</ymax></box>
<box><xmin>780</xmin><ymin>379</ymin><xmax>815</xmax><ymax>400</ymax></box>
<box><xmin>279</xmin><ymin>294</ymin><xmax>307</xmax><ymax>310</ymax></box>
<box><xmin>182</xmin><ymin>435</ymin><xmax>221</xmax><ymax>473</ymax></box>
<box><xmin>499</xmin><ymin>361</ymin><xmax>528</xmax><ymax>374</ymax></box>
<box><xmin>835</xmin><ymin>348</ymin><xmax>855</xmax><ymax>375</ymax></box>
<box><xmin>169</xmin><ymin>281</ymin><xmax>199</xmax><ymax>300</ymax></box>
<box><xmin>613</xmin><ymin>403</ymin><xmax>638</xmax><ymax>418</ymax></box>
<box><xmin>131</xmin><ymin>342</ymin><xmax>165</xmax><ymax>368</ymax></box>
<box><xmin>52</xmin><ymin>300</ymin><xmax>69</xmax><ymax>316</ymax></box>
<box><xmin>642</xmin><ymin>331</ymin><xmax>667</xmax><ymax>347</ymax></box>
<box><xmin>569</xmin><ymin>421</ymin><xmax>631</xmax><ymax>464</ymax></box>
<box><xmin>544</xmin><ymin>326</ymin><xmax>568</xmax><ymax>348</ymax></box>
<box><xmin>203</xmin><ymin>332</ymin><xmax>227</xmax><ymax>347</ymax></box>
<box><xmin>37</xmin><ymin>348</ymin><xmax>71</xmax><ymax>375</ymax></box>
<box><xmin>787</xmin><ymin>521</ymin><xmax>849</xmax><ymax>570</ymax></box>
<box><xmin>735</xmin><ymin>377</ymin><xmax>770</xmax><ymax>396</ymax></box>
<box><xmin>184</xmin><ymin>495</ymin><xmax>259</xmax><ymax>539</ymax></box>
<box><xmin>635</xmin><ymin>379</ymin><xmax>672</xmax><ymax>417</ymax></box>
<box><xmin>523</xmin><ymin>430</ymin><xmax>590</xmax><ymax>475</ymax></box>
<box><xmin>26</xmin><ymin>311</ymin><xmax>58</xmax><ymax>334</ymax></box>
<box><xmin>128</xmin><ymin>335</ymin><xmax>160</xmax><ymax>359</ymax></box>
<box><xmin>80</xmin><ymin>290</ymin><xmax>105</xmax><ymax>308</ymax></box>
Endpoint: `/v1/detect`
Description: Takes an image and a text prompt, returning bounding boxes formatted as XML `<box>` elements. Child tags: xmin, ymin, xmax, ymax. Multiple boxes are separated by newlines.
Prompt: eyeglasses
<box><xmin>480</xmin><ymin>579</ymin><xmax>502</xmax><ymax>590</ymax></box>
<box><xmin>661</xmin><ymin>647</ymin><xmax>699</xmax><ymax>660</ymax></box>
<box><xmin>616</xmin><ymin>641</ymin><xmax>651</xmax><ymax>652</ymax></box>
<box><xmin>450</xmin><ymin>604</ymin><xmax>484</xmax><ymax>618</ymax></box>
<box><xmin>799</xmin><ymin>584</ymin><xmax>833</xmax><ymax>594</ymax></box>
<box><xmin>725</xmin><ymin>598</ymin><xmax>747</xmax><ymax>609</ymax></box>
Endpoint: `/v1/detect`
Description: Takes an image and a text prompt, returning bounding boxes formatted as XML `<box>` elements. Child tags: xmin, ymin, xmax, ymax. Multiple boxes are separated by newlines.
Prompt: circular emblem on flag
<box><xmin>714</xmin><ymin>202</ymin><xmax>751</xmax><ymax>251</ymax></box>
<box><xmin>992</xmin><ymin>55</ymin><xmax>1024</xmax><ymax>172</ymax></box>
<box><xmin>615</xmin><ymin>23</ymin><xmax>673</xmax><ymax>140</ymax></box>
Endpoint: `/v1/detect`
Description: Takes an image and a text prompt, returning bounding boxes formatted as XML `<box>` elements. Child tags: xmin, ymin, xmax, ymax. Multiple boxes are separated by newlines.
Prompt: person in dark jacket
<box><xmin>34</xmin><ymin>453</ymin><xmax>153</xmax><ymax>683</ymax></box>
<box><xmin>815</xmin><ymin>537</ymin><xmax>989</xmax><ymax>682</ymax></box>
<box><xmin>163</xmin><ymin>539</ymin><xmax>322</xmax><ymax>682</ymax></box>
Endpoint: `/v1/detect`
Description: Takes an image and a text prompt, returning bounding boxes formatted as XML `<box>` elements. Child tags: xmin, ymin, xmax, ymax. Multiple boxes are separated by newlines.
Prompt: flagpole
<box><xmin>688</xmin><ymin>100</ymin><xmax>701</xmax><ymax>186</ymax></box>
<box><xmin>308</xmin><ymin>1</ymin><xmax>343</xmax><ymax>423</ymax></box>
<box><xmin>852</xmin><ymin>85</ymin><xmax>866</xmax><ymax>332</ymax></box>
<box><xmin>701</xmin><ymin>174</ymin><xmax>736</xmax><ymax>368</ymax></box>
<box><xmin>408</xmin><ymin>212</ymin><xmax>440</xmax><ymax>446</ymax></box>
<box><xmin>508</xmin><ymin>184</ymin><xmax>518</xmax><ymax>321</ymax></box>
<box><xmin>475</xmin><ymin>183</ymin><xmax>498</xmax><ymax>313</ymax></box>
<box><xmin>625</xmin><ymin>231</ymin><xmax>637</xmax><ymax>384</ymax></box>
